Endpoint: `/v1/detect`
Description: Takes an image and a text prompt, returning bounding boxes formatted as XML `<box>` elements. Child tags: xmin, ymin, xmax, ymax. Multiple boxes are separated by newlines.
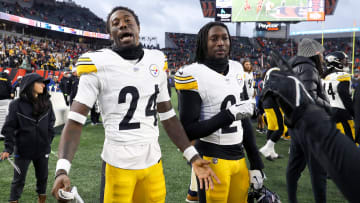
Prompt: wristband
<box><xmin>183</xmin><ymin>146</ymin><xmax>199</xmax><ymax>162</ymax></box>
<box><xmin>55</xmin><ymin>170</ymin><xmax>67</xmax><ymax>180</ymax></box>
<box><xmin>68</xmin><ymin>111</ymin><xmax>87</xmax><ymax>125</ymax></box>
<box><xmin>55</xmin><ymin>159</ymin><xmax>71</xmax><ymax>175</ymax></box>
<box><xmin>159</xmin><ymin>109</ymin><xmax>176</xmax><ymax>121</ymax></box>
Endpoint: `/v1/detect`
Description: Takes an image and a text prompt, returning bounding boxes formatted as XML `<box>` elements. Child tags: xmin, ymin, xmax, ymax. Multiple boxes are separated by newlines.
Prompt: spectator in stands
<box><xmin>0</xmin><ymin>70</ymin><xmax>12</xmax><ymax>100</ymax></box>
<box><xmin>0</xmin><ymin>73</ymin><xmax>55</xmax><ymax>203</ymax></box>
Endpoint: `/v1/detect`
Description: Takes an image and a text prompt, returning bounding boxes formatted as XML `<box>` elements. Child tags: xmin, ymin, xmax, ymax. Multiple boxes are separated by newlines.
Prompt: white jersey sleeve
<box><xmin>74</xmin><ymin>73</ymin><xmax>101</xmax><ymax>108</ymax></box>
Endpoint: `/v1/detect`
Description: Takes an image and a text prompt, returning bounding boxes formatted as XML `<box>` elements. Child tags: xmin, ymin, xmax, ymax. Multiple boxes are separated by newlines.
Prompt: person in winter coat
<box><xmin>0</xmin><ymin>73</ymin><xmax>56</xmax><ymax>203</ymax></box>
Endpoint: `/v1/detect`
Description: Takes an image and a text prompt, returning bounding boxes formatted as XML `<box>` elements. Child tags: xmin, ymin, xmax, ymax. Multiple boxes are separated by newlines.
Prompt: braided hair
<box><xmin>194</xmin><ymin>22</ymin><xmax>232</xmax><ymax>63</ymax></box>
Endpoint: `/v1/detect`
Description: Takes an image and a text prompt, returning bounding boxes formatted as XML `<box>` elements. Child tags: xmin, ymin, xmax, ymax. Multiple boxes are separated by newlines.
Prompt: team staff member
<box><xmin>176</xmin><ymin>22</ymin><xmax>264</xmax><ymax>203</ymax></box>
<box><xmin>0</xmin><ymin>73</ymin><xmax>55</xmax><ymax>203</ymax></box>
<box><xmin>51</xmin><ymin>7</ymin><xmax>219</xmax><ymax>203</ymax></box>
<box><xmin>287</xmin><ymin>38</ymin><xmax>329</xmax><ymax>203</ymax></box>
<box><xmin>322</xmin><ymin>51</ymin><xmax>356</xmax><ymax>142</ymax></box>
<box><xmin>69</xmin><ymin>68</ymin><xmax>79</xmax><ymax>106</ymax></box>
<box><xmin>59</xmin><ymin>71</ymin><xmax>71</xmax><ymax>106</ymax></box>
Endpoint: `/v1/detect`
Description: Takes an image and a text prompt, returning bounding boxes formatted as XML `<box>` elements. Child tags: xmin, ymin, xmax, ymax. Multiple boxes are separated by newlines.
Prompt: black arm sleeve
<box><xmin>294</xmin><ymin>104</ymin><xmax>360</xmax><ymax>203</ymax></box>
<box><xmin>241</xmin><ymin>83</ymin><xmax>249</xmax><ymax>100</ymax></box>
<box><xmin>178</xmin><ymin>90</ymin><xmax>234</xmax><ymax>140</ymax></box>
<box><xmin>337</xmin><ymin>81</ymin><xmax>354</xmax><ymax>117</ymax></box>
<box><xmin>242</xmin><ymin>118</ymin><xmax>264</xmax><ymax>170</ymax></box>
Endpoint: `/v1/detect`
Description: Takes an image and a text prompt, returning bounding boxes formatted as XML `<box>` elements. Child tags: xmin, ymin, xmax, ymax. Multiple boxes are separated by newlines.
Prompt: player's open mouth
<box><xmin>119</xmin><ymin>32</ymin><xmax>134</xmax><ymax>42</ymax></box>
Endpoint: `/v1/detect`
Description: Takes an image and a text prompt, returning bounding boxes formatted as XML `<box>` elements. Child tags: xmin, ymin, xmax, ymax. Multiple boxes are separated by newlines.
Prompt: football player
<box><xmin>257</xmin><ymin>0</ymin><xmax>264</xmax><ymax>13</ymax></box>
<box><xmin>242</xmin><ymin>59</ymin><xmax>256</xmax><ymax>100</ymax></box>
<box><xmin>51</xmin><ymin>7</ymin><xmax>219</xmax><ymax>203</ymax></box>
<box><xmin>262</xmin><ymin>69</ymin><xmax>360</xmax><ymax>203</ymax></box>
<box><xmin>259</xmin><ymin>68</ymin><xmax>285</xmax><ymax>160</ymax></box>
<box><xmin>244</xmin><ymin>0</ymin><xmax>251</xmax><ymax>11</ymax></box>
<box><xmin>175</xmin><ymin>22</ymin><xmax>264</xmax><ymax>203</ymax></box>
<box><xmin>323</xmin><ymin>51</ymin><xmax>356</xmax><ymax>143</ymax></box>
<box><xmin>355</xmin><ymin>82</ymin><xmax>360</xmax><ymax>143</ymax></box>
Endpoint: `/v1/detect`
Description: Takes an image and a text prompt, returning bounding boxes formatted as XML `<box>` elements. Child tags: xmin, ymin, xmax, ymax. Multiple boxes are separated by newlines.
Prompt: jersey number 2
<box><xmin>220</xmin><ymin>95</ymin><xmax>238</xmax><ymax>134</ymax></box>
<box><xmin>118</xmin><ymin>85</ymin><xmax>159</xmax><ymax>130</ymax></box>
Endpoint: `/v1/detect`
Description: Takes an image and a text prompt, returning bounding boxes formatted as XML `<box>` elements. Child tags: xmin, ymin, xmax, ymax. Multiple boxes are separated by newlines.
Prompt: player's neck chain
<box><xmin>203</xmin><ymin>57</ymin><xmax>229</xmax><ymax>75</ymax></box>
<box><xmin>112</xmin><ymin>44</ymin><xmax>144</xmax><ymax>60</ymax></box>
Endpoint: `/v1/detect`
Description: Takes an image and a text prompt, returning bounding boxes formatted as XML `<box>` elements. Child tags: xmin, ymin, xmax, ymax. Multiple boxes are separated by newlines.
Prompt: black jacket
<box><xmin>59</xmin><ymin>76</ymin><xmax>72</xmax><ymax>95</ymax></box>
<box><xmin>290</xmin><ymin>56</ymin><xmax>330</xmax><ymax>110</ymax></box>
<box><xmin>1</xmin><ymin>74</ymin><xmax>55</xmax><ymax>159</ymax></box>
<box><xmin>69</xmin><ymin>75</ymin><xmax>79</xmax><ymax>105</ymax></box>
<box><xmin>0</xmin><ymin>73</ymin><xmax>12</xmax><ymax>99</ymax></box>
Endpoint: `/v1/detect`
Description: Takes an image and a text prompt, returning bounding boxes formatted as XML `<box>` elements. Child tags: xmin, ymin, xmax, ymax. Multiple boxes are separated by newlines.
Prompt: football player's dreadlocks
<box><xmin>194</xmin><ymin>21</ymin><xmax>232</xmax><ymax>63</ymax></box>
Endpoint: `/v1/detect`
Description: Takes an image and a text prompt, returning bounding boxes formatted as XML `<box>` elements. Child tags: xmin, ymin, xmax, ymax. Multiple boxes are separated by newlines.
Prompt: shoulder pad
<box><xmin>174</xmin><ymin>66</ymin><xmax>198</xmax><ymax>91</ymax></box>
<box><xmin>76</xmin><ymin>54</ymin><xmax>98</xmax><ymax>76</ymax></box>
<box><xmin>336</xmin><ymin>73</ymin><xmax>351</xmax><ymax>82</ymax></box>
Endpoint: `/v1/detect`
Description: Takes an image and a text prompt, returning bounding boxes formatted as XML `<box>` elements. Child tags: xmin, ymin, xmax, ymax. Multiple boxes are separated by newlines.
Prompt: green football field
<box><xmin>0</xmin><ymin>88</ymin><xmax>346</xmax><ymax>202</ymax></box>
<box><xmin>232</xmin><ymin>0</ymin><xmax>308</xmax><ymax>22</ymax></box>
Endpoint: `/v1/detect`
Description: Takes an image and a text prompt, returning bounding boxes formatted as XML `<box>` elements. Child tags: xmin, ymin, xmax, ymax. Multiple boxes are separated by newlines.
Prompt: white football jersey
<box><xmin>74</xmin><ymin>48</ymin><xmax>170</xmax><ymax>169</ymax></box>
<box><xmin>323</xmin><ymin>71</ymin><xmax>351</xmax><ymax>110</ymax></box>
<box><xmin>244</xmin><ymin>71</ymin><xmax>255</xmax><ymax>99</ymax></box>
<box><xmin>175</xmin><ymin>60</ymin><xmax>245</xmax><ymax>145</ymax></box>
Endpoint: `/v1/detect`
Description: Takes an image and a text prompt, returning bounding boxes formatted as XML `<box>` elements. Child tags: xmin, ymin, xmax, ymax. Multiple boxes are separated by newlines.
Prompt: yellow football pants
<box><xmin>104</xmin><ymin>161</ymin><xmax>166</xmax><ymax>203</ymax></box>
<box><xmin>336</xmin><ymin>120</ymin><xmax>356</xmax><ymax>142</ymax></box>
<box><xmin>203</xmin><ymin>156</ymin><xmax>250</xmax><ymax>203</ymax></box>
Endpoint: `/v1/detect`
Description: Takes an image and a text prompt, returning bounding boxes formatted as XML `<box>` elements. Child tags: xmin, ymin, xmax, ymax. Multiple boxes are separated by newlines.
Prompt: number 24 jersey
<box><xmin>74</xmin><ymin>48</ymin><xmax>170</xmax><ymax>145</ymax></box>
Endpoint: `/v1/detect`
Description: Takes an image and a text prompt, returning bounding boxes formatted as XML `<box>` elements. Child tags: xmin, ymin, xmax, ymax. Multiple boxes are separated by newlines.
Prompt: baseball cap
<box><xmin>297</xmin><ymin>38</ymin><xmax>325</xmax><ymax>57</ymax></box>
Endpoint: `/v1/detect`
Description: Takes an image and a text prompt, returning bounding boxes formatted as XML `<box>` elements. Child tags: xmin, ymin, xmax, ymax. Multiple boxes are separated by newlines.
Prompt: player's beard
<box><xmin>112</xmin><ymin>44</ymin><xmax>144</xmax><ymax>60</ymax></box>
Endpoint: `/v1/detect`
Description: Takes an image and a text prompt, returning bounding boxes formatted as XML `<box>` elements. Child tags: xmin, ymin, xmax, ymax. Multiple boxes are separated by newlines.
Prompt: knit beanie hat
<box><xmin>297</xmin><ymin>38</ymin><xmax>325</xmax><ymax>57</ymax></box>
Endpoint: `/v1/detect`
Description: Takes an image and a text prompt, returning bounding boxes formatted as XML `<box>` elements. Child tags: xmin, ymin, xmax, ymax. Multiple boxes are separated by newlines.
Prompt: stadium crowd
<box><xmin>0</xmin><ymin>35</ymin><xmax>92</xmax><ymax>71</ymax></box>
<box><xmin>0</xmin><ymin>1</ymin><xmax>106</xmax><ymax>33</ymax></box>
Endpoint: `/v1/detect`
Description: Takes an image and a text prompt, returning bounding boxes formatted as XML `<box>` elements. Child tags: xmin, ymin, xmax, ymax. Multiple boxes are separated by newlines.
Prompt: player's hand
<box><xmin>228</xmin><ymin>99</ymin><xmax>255</xmax><ymax>120</ymax></box>
<box><xmin>0</xmin><ymin>152</ymin><xmax>9</xmax><ymax>160</ymax></box>
<box><xmin>191</xmin><ymin>157</ymin><xmax>220</xmax><ymax>190</ymax></box>
<box><xmin>249</xmin><ymin>170</ymin><xmax>265</xmax><ymax>190</ymax></box>
<box><xmin>51</xmin><ymin>172</ymin><xmax>71</xmax><ymax>202</ymax></box>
